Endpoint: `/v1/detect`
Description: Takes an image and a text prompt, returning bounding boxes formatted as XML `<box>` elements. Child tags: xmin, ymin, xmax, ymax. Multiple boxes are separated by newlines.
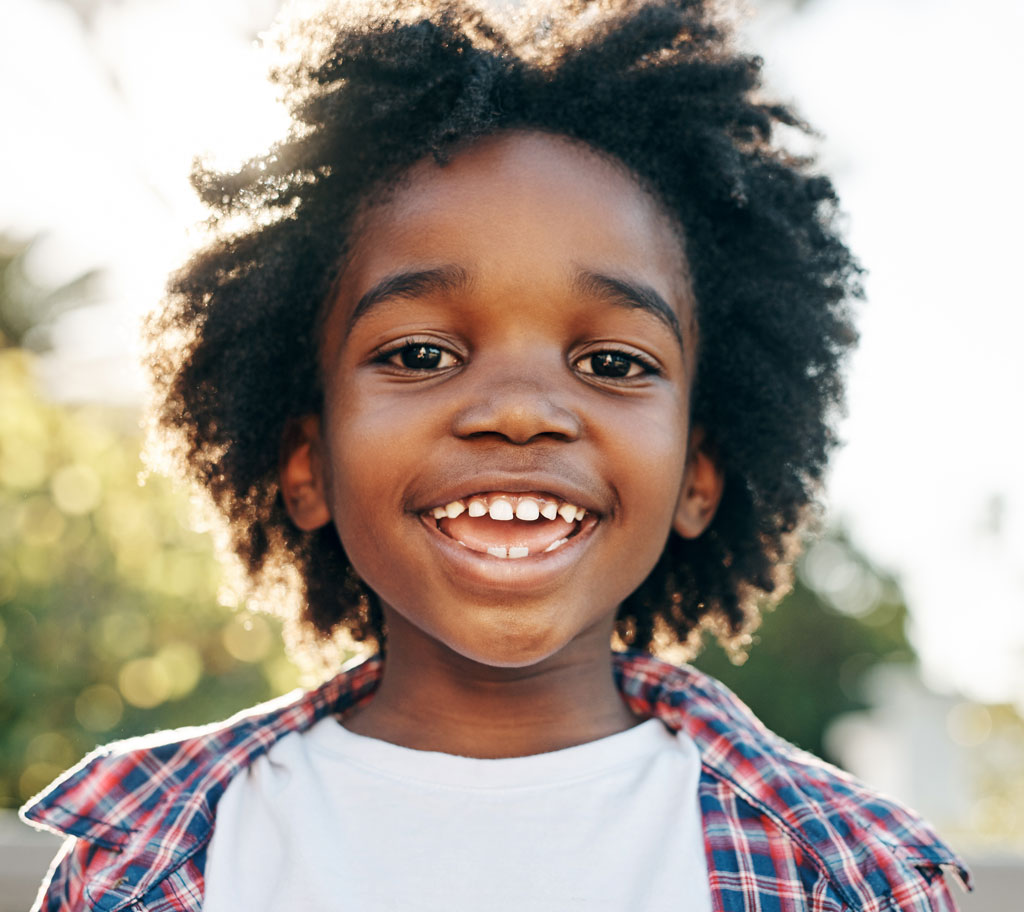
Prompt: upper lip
<box><xmin>410</xmin><ymin>472</ymin><xmax>605</xmax><ymax>516</ymax></box>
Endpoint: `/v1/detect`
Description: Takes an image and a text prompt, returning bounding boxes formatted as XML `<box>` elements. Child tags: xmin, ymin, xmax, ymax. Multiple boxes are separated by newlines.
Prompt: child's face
<box><xmin>288</xmin><ymin>131</ymin><xmax>720</xmax><ymax>668</ymax></box>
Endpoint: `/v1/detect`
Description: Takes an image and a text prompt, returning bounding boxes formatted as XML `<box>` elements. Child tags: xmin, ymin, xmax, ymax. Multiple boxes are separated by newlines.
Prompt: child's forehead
<box><xmin>325</xmin><ymin>130</ymin><xmax>695</xmax><ymax>341</ymax></box>
<box><xmin>354</xmin><ymin>131</ymin><xmax>684</xmax><ymax>252</ymax></box>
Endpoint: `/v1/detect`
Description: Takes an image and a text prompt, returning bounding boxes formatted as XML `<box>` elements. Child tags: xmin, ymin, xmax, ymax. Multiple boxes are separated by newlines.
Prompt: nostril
<box><xmin>460</xmin><ymin>426</ymin><xmax>580</xmax><ymax>445</ymax></box>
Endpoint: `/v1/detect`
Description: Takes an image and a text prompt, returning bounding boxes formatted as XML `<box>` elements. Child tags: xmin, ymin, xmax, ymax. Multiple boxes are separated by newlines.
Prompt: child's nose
<box><xmin>450</xmin><ymin>373</ymin><xmax>582</xmax><ymax>445</ymax></box>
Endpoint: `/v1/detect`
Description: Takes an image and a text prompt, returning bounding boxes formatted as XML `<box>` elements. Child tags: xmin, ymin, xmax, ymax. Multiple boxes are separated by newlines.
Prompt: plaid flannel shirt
<box><xmin>21</xmin><ymin>651</ymin><xmax>970</xmax><ymax>911</ymax></box>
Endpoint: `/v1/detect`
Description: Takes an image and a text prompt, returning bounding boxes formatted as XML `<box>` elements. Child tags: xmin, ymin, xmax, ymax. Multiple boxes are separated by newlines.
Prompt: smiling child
<box><xmin>22</xmin><ymin>1</ymin><xmax>970</xmax><ymax>910</ymax></box>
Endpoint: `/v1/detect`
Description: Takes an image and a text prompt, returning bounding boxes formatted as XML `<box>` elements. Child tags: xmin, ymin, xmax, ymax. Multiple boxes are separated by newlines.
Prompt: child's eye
<box><xmin>379</xmin><ymin>341</ymin><xmax>460</xmax><ymax>371</ymax></box>
<box><xmin>575</xmin><ymin>350</ymin><xmax>655</xmax><ymax>380</ymax></box>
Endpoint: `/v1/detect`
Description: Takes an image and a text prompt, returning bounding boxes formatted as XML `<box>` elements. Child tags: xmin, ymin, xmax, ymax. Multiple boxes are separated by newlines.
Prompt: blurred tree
<box><xmin>0</xmin><ymin>345</ymin><xmax>304</xmax><ymax>807</ymax></box>
<box><xmin>692</xmin><ymin>538</ymin><xmax>916</xmax><ymax>763</ymax></box>
<box><xmin>0</xmin><ymin>236</ymin><xmax>102</xmax><ymax>352</ymax></box>
<box><xmin>0</xmin><ymin>237</ymin><xmax>305</xmax><ymax>807</ymax></box>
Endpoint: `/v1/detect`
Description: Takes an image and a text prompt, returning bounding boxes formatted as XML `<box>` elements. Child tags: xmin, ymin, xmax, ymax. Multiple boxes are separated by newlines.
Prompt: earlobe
<box><xmin>280</xmin><ymin>416</ymin><xmax>332</xmax><ymax>531</ymax></box>
<box><xmin>672</xmin><ymin>427</ymin><xmax>725</xmax><ymax>540</ymax></box>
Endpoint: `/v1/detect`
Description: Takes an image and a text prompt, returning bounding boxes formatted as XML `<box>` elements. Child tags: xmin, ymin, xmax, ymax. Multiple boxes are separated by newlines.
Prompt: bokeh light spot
<box><xmin>75</xmin><ymin>684</ymin><xmax>124</xmax><ymax>732</ymax></box>
<box><xmin>970</xmin><ymin>794</ymin><xmax>1018</xmax><ymax>838</ymax></box>
<box><xmin>19</xmin><ymin>762</ymin><xmax>63</xmax><ymax>802</ymax></box>
<box><xmin>222</xmin><ymin>613</ymin><xmax>272</xmax><ymax>663</ymax></box>
<box><xmin>156</xmin><ymin>642</ymin><xmax>203</xmax><ymax>700</ymax></box>
<box><xmin>16</xmin><ymin>547</ymin><xmax>62</xmax><ymax>585</ymax></box>
<box><xmin>800</xmin><ymin>539</ymin><xmax>882</xmax><ymax>618</ymax></box>
<box><xmin>16</xmin><ymin>496</ymin><xmax>66</xmax><ymax>546</ymax></box>
<box><xmin>263</xmin><ymin>654</ymin><xmax>301</xmax><ymax>695</ymax></box>
<box><xmin>0</xmin><ymin>401</ymin><xmax>49</xmax><ymax>490</ymax></box>
<box><xmin>51</xmin><ymin>463</ymin><xmax>102</xmax><ymax>515</ymax></box>
<box><xmin>118</xmin><ymin>657</ymin><xmax>171</xmax><ymax>708</ymax></box>
<box><xmin>95</xmin><ymin>610</ymin><xmax>150</xmax><ymax>659</ymax></box>
<box><xmin>25</xmin><ymin>731</ymin><xmax>75</xmax><ymax>768</ymax></box>
<box><xmin>148</xmin><ymin>550</ymin><xmax>205</xmax><ymax>598</ymax></box>
<box><xmin>947</xmin><ymin>701</ymin><xmax>993</xmax><ymax>747</ymax></box>
<box><xmin>0</xmin><ymin>560</ymin><xmax>16</xmax><ymax>603</ymax></box>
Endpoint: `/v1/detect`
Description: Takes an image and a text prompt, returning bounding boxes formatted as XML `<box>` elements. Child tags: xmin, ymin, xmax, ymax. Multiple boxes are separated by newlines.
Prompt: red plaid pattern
<box><xmin>21</xmin><ymin>651</ymin><xmax>970</xmax><ymax>911</ymax></box>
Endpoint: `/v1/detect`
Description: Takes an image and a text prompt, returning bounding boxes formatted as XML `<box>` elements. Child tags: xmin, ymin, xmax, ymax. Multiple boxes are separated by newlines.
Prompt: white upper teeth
<box><xmin>430</xmin><ymin>493</ymin><xmax>589</xmax><ymax>560</ymax></box>
<box><xmin>514</xmin><ymin>500</ymin><xmax>540</xmax><ymax>521</ymax></box>
<box><xmin>428</xmin><ymin>493</ymin><xmax>589</xmax><ymax>525</ymax></box>
<box><xmin>489</xmin><ymin>498</ymin><xmax>514</xmax><ymax>521</ymax></box>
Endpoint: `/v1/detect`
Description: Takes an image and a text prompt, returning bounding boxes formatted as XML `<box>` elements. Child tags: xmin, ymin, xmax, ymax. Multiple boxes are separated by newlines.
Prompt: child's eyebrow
<box><xmin>345</xmin><ymin>264</ymin><xmax>684</xmax><ymax>352</ymax></box>
<box><xmin>347</xmin><ymin>265</ymin><xmax>471</xmax><ymax>332</ymax></box>
<box><xmin>572</xmin><ymin>270</ymin><xmax>684</xmax><ymax>350</ymax></box>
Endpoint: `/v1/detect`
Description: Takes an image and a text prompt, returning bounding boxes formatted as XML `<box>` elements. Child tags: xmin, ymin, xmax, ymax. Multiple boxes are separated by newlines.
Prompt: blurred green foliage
<box><xmin>960</xmin><ymin>703</ymin><xmax>1024</xmax><ymax>852</ymax></box>
<box><xmin>693</xmin><ymin>544</ymin><xmax>914</xmax><ymax>762</ymax></box>
<box><xmin>0</xmin><ymin>346</ymin><xmax>301</xmax><ymax>807</ymax></box>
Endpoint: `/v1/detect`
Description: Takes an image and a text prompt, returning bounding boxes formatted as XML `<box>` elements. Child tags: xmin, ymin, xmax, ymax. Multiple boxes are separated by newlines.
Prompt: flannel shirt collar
<box><xmin>616</xmin><ymin>653</ymin><xmax>971</xmax><ymax>907</ymax></box>
<box><xmin>21</xmin><ymin>651</ymin><xmax>969</xmax><ymax>912</ymax></box>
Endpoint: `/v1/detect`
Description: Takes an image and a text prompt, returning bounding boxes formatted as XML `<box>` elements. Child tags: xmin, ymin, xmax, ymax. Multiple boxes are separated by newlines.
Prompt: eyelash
<box><xmin>373</xmin><ymin>338</ymin><xmax>661</xmax><ymax>381</ymax></box>
<box><xmin>374</xmin><ymin>338</ymin><xmax>462</xmax><ymax>373</ymax></box>
<box><xmin>575</xmin><ymin>349</ymin><xmax>660</xmax><ymax>380</ymax></box>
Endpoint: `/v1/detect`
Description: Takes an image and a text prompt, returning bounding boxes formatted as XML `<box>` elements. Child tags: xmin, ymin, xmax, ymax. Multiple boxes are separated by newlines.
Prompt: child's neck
<box><xmin>342</xmin><ymin>613</ymin><xmax>640</xmax><ymax>758</ymax></box>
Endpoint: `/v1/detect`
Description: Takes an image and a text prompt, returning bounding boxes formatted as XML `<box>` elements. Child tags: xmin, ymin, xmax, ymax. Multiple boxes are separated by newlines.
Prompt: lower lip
<box><xmin>417</xmin><ymin>513</ymin><xmax>601</xmax><ymax>593</ymax></box>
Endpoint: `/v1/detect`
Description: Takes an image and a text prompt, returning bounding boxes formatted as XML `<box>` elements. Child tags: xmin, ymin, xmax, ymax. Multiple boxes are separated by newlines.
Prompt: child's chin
<box><xmin>377</xmin><ymin>584</ymin><xmax>617</xmax><ymax>672</ymax></box>
<box><xmin>435</xmin><ymin>615</ymin><xmax>594</xmax><ymax>671</ymax></box>
<box><xmin>455</xmin><ymin>643</ymin><xmax>564</xmax><ymax>670</ymax></box>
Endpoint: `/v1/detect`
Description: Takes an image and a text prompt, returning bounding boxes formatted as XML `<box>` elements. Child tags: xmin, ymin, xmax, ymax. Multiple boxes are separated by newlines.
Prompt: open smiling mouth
<box><xmin>423</xmin><ymin>492</ymin><xmax>598</xmax><ymax>559</ymax></box>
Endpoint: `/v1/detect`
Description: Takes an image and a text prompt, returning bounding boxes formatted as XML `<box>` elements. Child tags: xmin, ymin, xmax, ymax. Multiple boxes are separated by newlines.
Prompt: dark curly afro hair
<box><xmin>147</xmin><ymin>0</ymin><xmax>860</xmax><ymax>661</ymax></box>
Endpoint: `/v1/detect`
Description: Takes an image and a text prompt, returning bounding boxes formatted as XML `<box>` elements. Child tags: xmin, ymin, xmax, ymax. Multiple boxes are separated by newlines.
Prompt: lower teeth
<box><xmin>485</xmin><ymin>545</ymin><xmax>530</xmax><ymax>559</ymax></box>
<box><xmin>479</xmin><ymin>539</ymin><xmax>571</xmax><ymax>559</ymax></box>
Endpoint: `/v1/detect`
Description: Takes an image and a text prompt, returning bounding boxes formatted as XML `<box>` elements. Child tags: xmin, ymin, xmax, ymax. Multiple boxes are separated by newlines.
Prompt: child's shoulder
<box><xmin>615</xmin><ymin>651</ymin><xmax>970</xmax><ymax>906</ymax></box>
<box><xmin>22</xmin><ymin>652</ymin><xmax>968</xmax><ymax>910</ymax></box>
<box><xmin>19</xmin><ymin>655</ymin><xmax>382</xmax><ymax>846</ymax></box>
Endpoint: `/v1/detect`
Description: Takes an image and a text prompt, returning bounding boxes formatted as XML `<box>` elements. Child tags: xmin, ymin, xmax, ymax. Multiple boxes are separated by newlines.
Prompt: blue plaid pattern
<box><xmin>21</xmin><ymin>651</ymin><xmax>970</xmax><ymax>911</ymax></box>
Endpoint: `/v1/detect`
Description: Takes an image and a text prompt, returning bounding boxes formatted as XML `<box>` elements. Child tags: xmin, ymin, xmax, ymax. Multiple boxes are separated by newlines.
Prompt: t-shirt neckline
<box><xmin>306</xmin><ymin>716</ymin><xmax>677</xmax><ymax>790</ymax></box>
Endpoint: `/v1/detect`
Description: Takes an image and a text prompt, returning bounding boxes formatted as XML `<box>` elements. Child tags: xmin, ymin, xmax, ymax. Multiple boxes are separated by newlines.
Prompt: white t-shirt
<box><xmin>203</xmin><ymin>716</ymin><xmax>712</xmax><ymax>911</ymax></box>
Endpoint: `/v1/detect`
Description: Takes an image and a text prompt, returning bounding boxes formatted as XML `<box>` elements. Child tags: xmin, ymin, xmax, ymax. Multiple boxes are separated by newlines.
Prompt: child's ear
<box><xmin>279</xmin><ymin>416</ymin><xmax>332</xmax><ymax>531</ymax></box>
<box><xmin>672</xmin><ymin>426</ymin><xmax>725</xmax><ymax>540</ymax></box>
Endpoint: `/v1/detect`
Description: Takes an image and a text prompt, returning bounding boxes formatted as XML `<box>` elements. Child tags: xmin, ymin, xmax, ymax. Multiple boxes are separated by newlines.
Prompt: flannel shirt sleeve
<box><xmin>922</xmin><ymin>868</ymin><xmax>966</xmax><ymax>912</ymax></box>
<box><xmin>885</xmin><ymin>861</ymin><xmax>968</xmax><ymax>912</ymax></box>
<box><xmin>31</xmin><ymin>836</ymin><xmax>118</xmax><ymax>912</ymax></box>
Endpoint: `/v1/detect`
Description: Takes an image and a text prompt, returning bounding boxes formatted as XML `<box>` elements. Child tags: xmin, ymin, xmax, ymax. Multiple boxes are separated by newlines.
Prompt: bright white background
<box><xmin>2</xmin><ymin>0</ymin><xmax>1021</xmax><ymax>704</ymax></box>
